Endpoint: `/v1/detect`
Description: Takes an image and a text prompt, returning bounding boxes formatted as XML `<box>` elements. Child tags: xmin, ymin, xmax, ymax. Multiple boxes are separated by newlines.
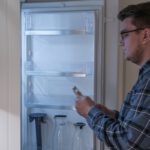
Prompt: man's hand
<box><xmin>75</xmin><ymin>95</ymin><xmax>96</xmax><ymax>118</ymax></box>
<box><xmin>73</xmin><ymin>86</ymin><xmax>116</xmax><ymax>119</ymax></box>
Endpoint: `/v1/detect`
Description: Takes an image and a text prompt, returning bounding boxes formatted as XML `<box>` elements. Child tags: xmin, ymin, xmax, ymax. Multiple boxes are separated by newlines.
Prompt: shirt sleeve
<box><xmin>86</xmin><ymin>78</ymin><xmax>150</xmax><ymax>150</ymax></box>
<box><xmin>87</xmin><ymin>106</ymin><xmax>150</xmax><ymax>150</ymax></box>
<box><xmin>87</xmin><ymin>107</ymin><xmax>126</xmax><ymax>149</ymax></box>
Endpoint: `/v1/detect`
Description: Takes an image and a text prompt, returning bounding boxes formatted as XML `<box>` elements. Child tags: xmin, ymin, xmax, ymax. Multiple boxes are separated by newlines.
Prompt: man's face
<box><xmin>119</xmin><ymin>17</ymin><xmax>144</xmax><ymax>65</ymax></box>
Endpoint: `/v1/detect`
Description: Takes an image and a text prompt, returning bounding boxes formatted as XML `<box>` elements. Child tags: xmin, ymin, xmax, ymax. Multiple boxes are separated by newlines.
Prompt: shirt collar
<box><xmin>139</xmin><ymin>59</ymin><xmax>150</xmax><ymax>75</ymax></box>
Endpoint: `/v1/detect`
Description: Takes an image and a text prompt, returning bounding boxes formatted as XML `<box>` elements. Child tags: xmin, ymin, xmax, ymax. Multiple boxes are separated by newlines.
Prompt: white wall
<box><xmin>104</xmin><ymin>0</ymin><xmax>120</xmax><ymax>110</ymax></box>
<box><xmin>0</xmin><ymin>0</ymin><xmax>20</xmax><ymax>150</ymax></box>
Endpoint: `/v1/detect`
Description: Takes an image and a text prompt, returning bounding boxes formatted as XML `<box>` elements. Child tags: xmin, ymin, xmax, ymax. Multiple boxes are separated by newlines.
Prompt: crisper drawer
<box><xmin>26</xmin><ymin>75</ymin><xmax>94</xmax><ymax>108</ymax></box>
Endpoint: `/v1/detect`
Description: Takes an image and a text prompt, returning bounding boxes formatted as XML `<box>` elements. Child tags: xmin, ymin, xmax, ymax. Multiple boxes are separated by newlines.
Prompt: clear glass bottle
<box><xmin>72</xmin><ymin>122</ymin><xmax>86</xmax><ymax>150</ymax></box>
<box><xmin>53</xmin><ymin>115</ymin><xmax>67</xmax><ymax>150</ymax></box>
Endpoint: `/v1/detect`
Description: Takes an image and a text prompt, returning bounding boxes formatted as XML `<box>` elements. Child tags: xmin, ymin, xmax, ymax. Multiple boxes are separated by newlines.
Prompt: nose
<box><xmin>119</xmin><ymin>38</ymin><xmax>124</xmax><ymax>47</ymax></box>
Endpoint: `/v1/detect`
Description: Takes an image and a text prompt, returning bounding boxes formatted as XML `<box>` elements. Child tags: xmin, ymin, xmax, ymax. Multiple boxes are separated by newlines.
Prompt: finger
<box><xmin>72</xmin><ymin>86</ymin><xmax>83</xmax><ymax>96</ymax></box>
<box><xmin>76</xmin><ymin>91</ymin><xmax>82</xmax><ymax>96</ymax></box>
<box><xmin>75</xmin><ymin>96</ymin><xmax>82</xmax><ymax>102</ymax></box>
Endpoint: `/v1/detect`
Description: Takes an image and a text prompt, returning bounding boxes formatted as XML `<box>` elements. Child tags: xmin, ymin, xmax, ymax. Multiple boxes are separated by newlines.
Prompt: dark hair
<box><xmin>118</xmin><ymin>2</ymin><xmax>150</xmax><ymax>28</ymax></box>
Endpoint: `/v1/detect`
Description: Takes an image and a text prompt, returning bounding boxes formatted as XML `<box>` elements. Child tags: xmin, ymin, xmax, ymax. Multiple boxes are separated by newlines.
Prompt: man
<box><xmin>75</xmin><ymin>2</ymin><xmax>150</xmax><ymax>150</ymax></box>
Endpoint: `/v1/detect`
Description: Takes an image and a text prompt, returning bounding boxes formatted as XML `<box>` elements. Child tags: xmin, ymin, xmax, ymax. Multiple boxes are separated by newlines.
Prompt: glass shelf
<box><xmin>25</xmin><ymin>70</ymin><xmax>91</xmax><ymax>77</ymax></box>
<box><xmin>25</xmin><ymin>29</ymin><xmax>93</xmax><ymax>36</ymax></box>
<box><xmin>27</xmin><ymin>103</ymin><xmax>75</xmax><ymax>110</ymax></box>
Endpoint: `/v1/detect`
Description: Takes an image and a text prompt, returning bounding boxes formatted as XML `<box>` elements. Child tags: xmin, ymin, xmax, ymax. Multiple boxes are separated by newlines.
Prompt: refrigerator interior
<box><xmin>21</xmin><ymin>1</ymin><xmax>104</xmax><ymax>150</ymax></box>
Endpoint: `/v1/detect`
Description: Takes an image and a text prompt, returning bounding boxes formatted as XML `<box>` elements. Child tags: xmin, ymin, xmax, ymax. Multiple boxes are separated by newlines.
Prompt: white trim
<box><xmin>22</xmin><ymin>1</ymin><xmax>104</xmax><ymax>9</ymax></box>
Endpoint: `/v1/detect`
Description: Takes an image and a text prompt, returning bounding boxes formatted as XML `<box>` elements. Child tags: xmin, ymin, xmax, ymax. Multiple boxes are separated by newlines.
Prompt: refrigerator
<box><xmin>21</xmin><ymin>0</ymin><xmax>105</xmax><ymax>150</ymax></box>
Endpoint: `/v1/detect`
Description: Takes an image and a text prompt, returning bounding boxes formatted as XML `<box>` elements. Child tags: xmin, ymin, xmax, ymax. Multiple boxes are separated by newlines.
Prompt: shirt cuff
<box><xmin>113</xmin><ymin>110</ymin><xmax>119</xmax><ymax>119</ymax></box>
<box><xmin>86</xmin><ymin>106</ymin><xmax>103</xmax><ymax>128</ymax></box>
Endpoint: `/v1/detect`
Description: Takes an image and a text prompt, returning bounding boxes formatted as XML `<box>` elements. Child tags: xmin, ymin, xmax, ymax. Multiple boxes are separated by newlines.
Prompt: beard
<box><xmin>125</xmin><ymin>45</ymin><xmax>144</xmax><ymax>66</ymax></box>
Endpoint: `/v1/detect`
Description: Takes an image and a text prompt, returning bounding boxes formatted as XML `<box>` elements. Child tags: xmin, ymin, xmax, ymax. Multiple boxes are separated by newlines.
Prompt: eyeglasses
<box><xmin>120</xmin><ymin>28</ymin><xmax>145</xmax><ymax>40</ymax></box>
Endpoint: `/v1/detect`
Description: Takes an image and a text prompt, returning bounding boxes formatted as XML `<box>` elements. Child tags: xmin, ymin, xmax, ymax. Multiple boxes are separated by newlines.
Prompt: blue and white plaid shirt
<box><xmin>87</xmin><ymin>60</ymin><xmax>150</xmax><ymax>150</ymax></box>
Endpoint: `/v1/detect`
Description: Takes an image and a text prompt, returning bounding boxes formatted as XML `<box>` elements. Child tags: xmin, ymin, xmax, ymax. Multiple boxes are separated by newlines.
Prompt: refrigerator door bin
<box><xmin>27</xmin><ymin>107</ymin><xmax>93</xmax><ymax>150</ymax></box>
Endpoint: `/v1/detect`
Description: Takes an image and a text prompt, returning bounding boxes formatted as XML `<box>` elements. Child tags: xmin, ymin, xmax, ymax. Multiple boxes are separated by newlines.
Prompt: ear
<box><xmin>142</xmin><ymin>28</ymin><xmax>150</xmax><ymax>44</ymax></box>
